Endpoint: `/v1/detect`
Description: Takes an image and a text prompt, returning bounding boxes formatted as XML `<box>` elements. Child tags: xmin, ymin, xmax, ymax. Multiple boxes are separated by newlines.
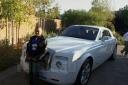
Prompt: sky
<box><xmin>55</xmin><ymin>0</ymin><xmax>128</xmax><ymax>14</ymax></box>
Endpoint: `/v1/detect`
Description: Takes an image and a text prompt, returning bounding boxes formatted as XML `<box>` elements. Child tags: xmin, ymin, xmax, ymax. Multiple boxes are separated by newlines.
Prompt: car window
<box><xmin>61</xmin><ymin>26</ymin><xmax>99</xmax><ymax>40</ymax></box>
<box><xmin>102</xmin><ymin>30</ymin><xmax>112</xmax><ymax>37</ymax></box>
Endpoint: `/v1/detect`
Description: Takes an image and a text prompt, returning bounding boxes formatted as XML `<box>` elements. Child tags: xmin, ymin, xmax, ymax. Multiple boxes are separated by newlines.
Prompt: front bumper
<box><xmin>39</xmin><ymin>69</ymin><xmax>76</xmax><ymax>85</ymax></box>
<box><xmin>20</xmin><ymin>56</ymin><xmax>77</xmax><ymax>85</ymax></box>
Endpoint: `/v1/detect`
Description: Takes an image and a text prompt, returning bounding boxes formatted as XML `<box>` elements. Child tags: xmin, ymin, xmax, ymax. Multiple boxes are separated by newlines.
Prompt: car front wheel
<box><xmin>75</xmin><ymin>59</ymin><xmax>92</xmax><ymax>85</ymax></box>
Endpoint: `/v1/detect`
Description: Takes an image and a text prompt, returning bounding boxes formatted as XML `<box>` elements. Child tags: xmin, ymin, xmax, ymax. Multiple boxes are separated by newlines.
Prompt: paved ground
<box><xmin>0</xmin><ymin>46</ymin><xmax>128</xmax><ymax>85</ymax></box>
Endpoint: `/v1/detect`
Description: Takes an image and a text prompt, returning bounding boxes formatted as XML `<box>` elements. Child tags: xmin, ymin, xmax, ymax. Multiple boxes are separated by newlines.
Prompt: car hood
<box><xmin>47</xmin><ymin>36</ymin><xmax>95</xmax><ymax>53</ymax></box>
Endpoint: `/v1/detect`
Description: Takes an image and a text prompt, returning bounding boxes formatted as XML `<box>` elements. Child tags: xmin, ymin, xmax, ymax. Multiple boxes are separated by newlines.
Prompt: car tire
<box><xmin>109</xmin><ymin>45</ymin><xmax>117</xmax><ymax>60</ymax></box>
<box><xmin>75</xmin><ymin>58</ymin><xmax>92</xmax><ymax>85</ymax></box>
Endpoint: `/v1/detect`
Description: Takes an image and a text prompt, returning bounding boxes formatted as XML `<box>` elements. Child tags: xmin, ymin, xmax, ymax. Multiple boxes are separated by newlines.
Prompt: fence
<box><xmin>0</xmin><ymin>18</ymin><xmax>62</xmax><ymax>45</ymax></box>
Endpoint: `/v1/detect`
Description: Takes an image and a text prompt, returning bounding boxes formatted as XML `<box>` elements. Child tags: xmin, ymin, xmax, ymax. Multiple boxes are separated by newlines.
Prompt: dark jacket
<box><xmin>26</xmin><ymin>35</ymin><xmax>47</xmax><ymax>59</ymax></box>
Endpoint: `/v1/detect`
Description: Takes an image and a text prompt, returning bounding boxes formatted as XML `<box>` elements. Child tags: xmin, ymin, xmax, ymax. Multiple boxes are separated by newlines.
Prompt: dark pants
<box><xmin>29</xmin><ymin>62</ymin><xmax>39</xmax><ymax>85</ymax></box>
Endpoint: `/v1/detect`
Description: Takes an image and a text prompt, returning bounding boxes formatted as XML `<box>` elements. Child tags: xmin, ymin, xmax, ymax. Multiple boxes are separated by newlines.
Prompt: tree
<box><xmin>34</xmin><ymin>0</ymin><xmax>60</xmax><ymax>29</ymax></box>
<box><xmin>114</xmin><ymin>5</ymin><xmax>128</xmax><ymax>35</ymax></box>
<box><xmin>61</xmin><ymin>0</ymin><xmax>114</xmax><ymax>30</ymax></box>
<box><xmin>0</xmin><ymin>0</ymin><xmax>20</xmax><ymax>44</ymax></box>
<box><xmin>0</xmin><ymin>0</ymin><xmax>33</xmax><ymax>45</ymax></box>
<box><xmin>89</xmin><ymin>0</ymin><xmax>115</xmax><ymax>30</ymax></box>
<box><xmin>92</xmin><ymin>0</ymin><xmax>109</xmax><ymax>9</ymax></box>
<box><xmin>0</xmin><ymin>0</ymin><xmax>60</xmax><ymax>45</ymax></box>
<box><xmin>61</xmin><ymin>9</ymin><xmax>94</xmax><ymax>27</ymax></box>
<box><xmin>46</xmin><ymin>4</ymin><xmax>60</xmax><ymax>19</ymax></box>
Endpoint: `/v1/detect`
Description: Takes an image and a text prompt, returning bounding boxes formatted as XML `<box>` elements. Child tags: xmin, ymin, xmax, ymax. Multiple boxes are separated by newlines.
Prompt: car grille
<box><xmin>39</xmin><ymin>48</ymin><xmax>55</xmax><ymax>70</ymax></box>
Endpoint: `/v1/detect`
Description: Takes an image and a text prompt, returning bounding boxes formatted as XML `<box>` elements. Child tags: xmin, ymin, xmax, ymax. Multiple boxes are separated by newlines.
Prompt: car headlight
<box><xmin>55</xmin><ymin>56</ymin><xmax>68</xmax><ymax>70</ymax></box>
<box><xmin>72</xmin><ymin>51</ymin><xmax>82</xmax><ymax>61</ymax></box>
<box><xmin>56</xmin><ymin>61</ymin><xmax>62</xmax><ymax>69</ymax></box>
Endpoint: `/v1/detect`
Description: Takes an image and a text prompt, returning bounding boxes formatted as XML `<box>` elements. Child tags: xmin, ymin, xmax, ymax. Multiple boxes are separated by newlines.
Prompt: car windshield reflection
<box><xmin>61</xmin><ymin>26</ymin><xmax>99</xmax><ymax>40</ymax></box>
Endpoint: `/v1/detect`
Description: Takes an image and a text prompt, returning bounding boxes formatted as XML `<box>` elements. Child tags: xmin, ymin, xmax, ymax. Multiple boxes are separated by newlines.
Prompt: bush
<box><xmin>0</xmin><ymin>40</ymin><xmax>21</xmax><ymax>71</ymax></box>
<box><xmin>0</xmin><ymin>39</ymin><xmax>10</xmax><ymax>47</ymax></box>
<box><xmin>114</xmin><ymin>32</ymin><xmax>124</xmax><ymax>45</ymax></box>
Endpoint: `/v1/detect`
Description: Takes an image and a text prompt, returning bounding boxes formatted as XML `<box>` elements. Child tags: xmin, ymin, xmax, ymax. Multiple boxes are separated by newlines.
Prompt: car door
<box><xmin>101</xmin><ymin>30</ymin><xmax>113</xmax><ymax>60</ymax></box>
<box><xmin>92</xmin><ymin>30</ymin><xmax>107</xmax><ymax>67</ymax></box>
<box><xmin>105</xmin><ymin>30</ymin><xmax>116</xmax><ymax>57</ymax></box>
<box><xmin>93</xmin><ymin>40</ymin><xmax>107</xmax><ymax>67</ymax></box>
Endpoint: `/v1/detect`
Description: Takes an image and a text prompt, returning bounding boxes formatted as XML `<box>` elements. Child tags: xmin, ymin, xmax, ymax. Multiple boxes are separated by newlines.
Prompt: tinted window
<box><xmin>61</xmin><ymin>26</ymin><xmax>99</xmax><ymax>40</ymax></box>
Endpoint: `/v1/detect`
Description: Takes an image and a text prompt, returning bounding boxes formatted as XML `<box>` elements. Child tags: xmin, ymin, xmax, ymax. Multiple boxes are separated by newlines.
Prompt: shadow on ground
<box><xmin>88</xmin><ymin>56</ymin><xmax>128</xmax><ymax>85</ymax></box>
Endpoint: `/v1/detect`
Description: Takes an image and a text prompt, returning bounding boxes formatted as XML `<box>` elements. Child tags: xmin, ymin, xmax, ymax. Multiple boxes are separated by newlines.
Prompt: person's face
<box><xmin>35</xmin><ymin>28</ymin><xmax>42</xmax><ymax>36</ymax></box>
<box><xmin>35</xmin><ymin>30</ymin><xmax>39</xmax><ymax>36</ymax></box>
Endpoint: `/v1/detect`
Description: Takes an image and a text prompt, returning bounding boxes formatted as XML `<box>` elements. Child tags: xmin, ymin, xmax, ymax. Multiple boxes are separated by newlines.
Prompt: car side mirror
<box><xmin>100</xmin><ymin>36</ymin><xmax>110</xmax><ymax>42</ymax></box>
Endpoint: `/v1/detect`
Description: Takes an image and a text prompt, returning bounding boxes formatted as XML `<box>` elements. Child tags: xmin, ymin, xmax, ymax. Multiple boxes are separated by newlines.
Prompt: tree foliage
<box><xmin>0</xmin><ymin>0</ymin><xmax>29</xmax><ymax>22</ymax></box>
<box><xmin>61</xmin><ymin>0</ymin><xmax>114</xmax><ymax>30</ymax></box>
<box><xmin>89</xmin><ymin>0</ymin><xmax>115</xmax><ymax>30</ymax></box>
<box><xmin>34</xmin><ymin>0</ymin><xmax>60</xmax><ymax>19</ymax></box>
<box><xmin>61</xmin><ymin>10</ymin><xmax>93</xmax><ymax>27</ymax></box>
<box><xmin>0</xmin><ymin>0</ymin><xmax>60</xmax><ymax>21</ymax></box>
<box><xmin>92</xmin><ymin>0</ymin><xmax>109</xmax><ymax>9</ymax></box>
<box><xmin>114</xmin><ymin>5</ymin><xmax>128</xmax><ymax>35</ymax></box>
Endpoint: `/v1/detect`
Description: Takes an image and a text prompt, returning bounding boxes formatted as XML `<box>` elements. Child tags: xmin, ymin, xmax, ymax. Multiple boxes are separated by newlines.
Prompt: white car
<box><xmin>20</xmin><ymin>25</ymin><xmax>117</xmax><ymax>85</ymax></box>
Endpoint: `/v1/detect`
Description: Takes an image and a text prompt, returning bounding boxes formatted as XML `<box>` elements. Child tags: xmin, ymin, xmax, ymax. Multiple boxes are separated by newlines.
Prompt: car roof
<box><xmin>72</xmin><ymin>25</ymin><xmax>110</xmax><ymax>31</ymax></box>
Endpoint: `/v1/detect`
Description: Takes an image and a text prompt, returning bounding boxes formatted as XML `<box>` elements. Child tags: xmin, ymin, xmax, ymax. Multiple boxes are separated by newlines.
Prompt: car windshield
<box><xmin>61</xmin><ymin>26</ymin><xmax>99</xmax><ymax>40</ymax></box>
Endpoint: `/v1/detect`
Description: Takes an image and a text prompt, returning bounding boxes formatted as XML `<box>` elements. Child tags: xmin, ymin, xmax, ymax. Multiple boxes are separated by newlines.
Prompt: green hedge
<box><xmin>0</xmin><ymin>40</ymin><xmax>21</xmax><ymax>71</ymax></box>
<box><xmin>114</xmin><ymin>32</ymin><xmax>124</xmax><ymax>45</ymax></box>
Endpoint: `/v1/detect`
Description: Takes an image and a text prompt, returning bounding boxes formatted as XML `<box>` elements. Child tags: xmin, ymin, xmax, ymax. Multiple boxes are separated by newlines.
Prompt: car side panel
<box><xmin>72</xmin><ymin>42</ymin><xmax>107</xmax><ymax>83</ymax></box>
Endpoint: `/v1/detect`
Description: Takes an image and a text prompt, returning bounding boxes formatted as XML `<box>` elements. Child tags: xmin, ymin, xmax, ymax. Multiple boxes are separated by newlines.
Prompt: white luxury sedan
<box><xmin>20</xmin><ymin>25</ymin><xmax>117</xmax><ymax>85</ymax></box>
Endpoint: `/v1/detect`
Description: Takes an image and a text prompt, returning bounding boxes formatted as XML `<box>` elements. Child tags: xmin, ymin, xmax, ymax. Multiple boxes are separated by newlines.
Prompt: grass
<box><xmin>0</xmin><ymin>41</ymin><xmax>21</xmax><ymax>72</ymax></box>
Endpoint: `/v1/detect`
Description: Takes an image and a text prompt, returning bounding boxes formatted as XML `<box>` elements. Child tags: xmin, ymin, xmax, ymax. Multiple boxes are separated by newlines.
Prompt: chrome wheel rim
<box><xmin>81</xmin><ymin>63</ymin><xmax>91</xmax><ymax>85</ymax></box>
